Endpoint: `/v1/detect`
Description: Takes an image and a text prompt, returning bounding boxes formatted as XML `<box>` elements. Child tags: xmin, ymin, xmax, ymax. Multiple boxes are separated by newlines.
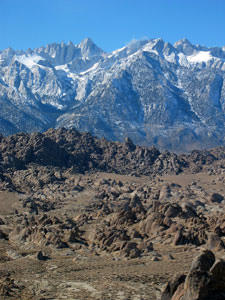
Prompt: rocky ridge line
<box><xmin>0</xmin><ymin>128</ymin><xmax>224</xmax><ymax>179</ymax></box>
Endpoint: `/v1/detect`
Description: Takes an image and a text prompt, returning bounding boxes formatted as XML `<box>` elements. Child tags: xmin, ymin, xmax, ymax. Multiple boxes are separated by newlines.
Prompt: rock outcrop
<box><xmin>0</xmin><ymin>128</ymin><xmax>224</xmax><ymax>182</ymax></box>
<box><xmin>161</xmin><ymin>250</ymin><xmax>225</xmax><ymax>300</ymax></box>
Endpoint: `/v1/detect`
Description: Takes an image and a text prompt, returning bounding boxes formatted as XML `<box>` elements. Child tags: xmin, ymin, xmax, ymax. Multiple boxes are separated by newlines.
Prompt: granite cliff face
<box><xmin>0</xmin><ymin>38</ymin><xmax>225</xmax><ymax>151</ymax></box>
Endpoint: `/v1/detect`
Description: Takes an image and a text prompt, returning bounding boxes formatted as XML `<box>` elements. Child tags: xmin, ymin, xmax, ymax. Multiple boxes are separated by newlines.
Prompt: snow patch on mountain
<box><xmin>187</xmin><ymin>51</ymin><xmax>213</xmax><ymax>63</ymax></box>
<box><xmin>55</xmin><ymin>64</ymin><xmax>69</xmax><ymax>72</ymax></box>
<box><xmin>15</xmin><ymin>54</ymin><xmax>43</xmax><ymax>69</ymax></box>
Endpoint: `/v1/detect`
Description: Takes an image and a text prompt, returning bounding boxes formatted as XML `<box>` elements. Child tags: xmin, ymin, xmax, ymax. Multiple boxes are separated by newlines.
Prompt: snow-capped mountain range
<box><xmin>0</xmin><ymin>37</ymin><xmax>225</xmax><ymax>151</ymax></box>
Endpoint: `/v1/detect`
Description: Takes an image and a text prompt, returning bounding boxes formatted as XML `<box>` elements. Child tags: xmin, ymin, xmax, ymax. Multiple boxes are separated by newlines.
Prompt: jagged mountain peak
<box><xmin>142</xmin><ymin>38</ymin><xmax>164</xmax><ymax>51</ymax></box>
<box><xmin>174</xmin><ymin>38</ymin><xmax>196</xmax><ymax>55</ymax></box>
<box><xmin>77</xmin><ymin>37</ymin><xmax>104</xmax><ymax>57</ymax></box>
<box><xmin>33</xmin><ymin>41</ymin><xmax>78</xmax><ymax>63</ymax></box>
<box><xmin>78</xmin><ymin>37</ymin><xmax>95</xmax><ymax>47</ymax></box>
<box><xmin>27</xmin><ymin>38</ymin><xmax>104</xmax><ymax>65</ymax></box>
<box><xmin>175</xmin><ymin>37</ymin><xmax>192</xmax><ymax>45</ymax></box>
<box><xmin>147</xmin><ymin>38</ymin><xmax>173</xmax><ymax>54</ymax></box>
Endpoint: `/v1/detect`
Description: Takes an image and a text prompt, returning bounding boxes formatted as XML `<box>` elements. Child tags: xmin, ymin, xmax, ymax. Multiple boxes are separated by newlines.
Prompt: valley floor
<box><xmin>0</xmin><ymin>170</ymin><xmax>224</xmax><ymax>299</ymax></box>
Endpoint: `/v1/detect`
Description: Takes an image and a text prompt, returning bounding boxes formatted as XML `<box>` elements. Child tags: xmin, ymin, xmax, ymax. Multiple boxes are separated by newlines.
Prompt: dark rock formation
<box><xmin>0</xmin><ymin>128</ymin><xmax>224</xmax><ymax>181</ymax></box>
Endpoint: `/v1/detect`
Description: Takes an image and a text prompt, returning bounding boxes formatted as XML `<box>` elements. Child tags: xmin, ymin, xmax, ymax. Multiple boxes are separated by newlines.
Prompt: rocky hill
<box><xmin>1</xmin><ymin>38</ymin><xmax>225</xmax><ymax>151</ymax></box>
<box><xmin>0</xmin><ymin>128</ymin><xmax>224</xmax><ymax>179</ymax></box>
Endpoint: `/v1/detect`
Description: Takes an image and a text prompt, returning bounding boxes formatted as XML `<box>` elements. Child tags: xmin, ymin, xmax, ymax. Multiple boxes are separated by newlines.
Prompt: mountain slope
<box><xmin>0</xmin><ymin>38</ymin><xmax>225</xmax><ymax>151</ymax></box>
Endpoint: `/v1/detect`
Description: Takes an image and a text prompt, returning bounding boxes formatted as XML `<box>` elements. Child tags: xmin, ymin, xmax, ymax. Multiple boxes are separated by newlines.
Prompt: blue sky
<box><xmin>0</xmin><ymin>0</ymin><xmax>225</xmax><ymax>52</ymax></box>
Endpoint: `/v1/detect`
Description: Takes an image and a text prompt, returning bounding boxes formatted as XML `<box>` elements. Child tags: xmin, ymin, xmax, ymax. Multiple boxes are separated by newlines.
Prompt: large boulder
<box><xmin>161</xmin><ymin>250</ymin><xmax>225</xmax><ymax>300</ymax></box>
<box><xmin>210</xmin><ymin>193</ymin><xmax>224</xmax><ymax>203</ymax></box>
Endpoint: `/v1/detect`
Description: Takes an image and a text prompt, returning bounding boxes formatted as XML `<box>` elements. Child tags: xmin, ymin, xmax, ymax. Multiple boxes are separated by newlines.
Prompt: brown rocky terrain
<box><xmin>0</xmin><ymin>129</ymin><xmax>224</xmax><ymax>299</ymax></box>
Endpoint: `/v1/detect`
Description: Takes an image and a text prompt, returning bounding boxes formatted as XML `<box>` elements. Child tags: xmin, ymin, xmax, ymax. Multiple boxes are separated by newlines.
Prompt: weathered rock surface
<box><xmin>162</xmin><ymin>250</ymin><xmax>225</xmax><ymax>300</ymax></box>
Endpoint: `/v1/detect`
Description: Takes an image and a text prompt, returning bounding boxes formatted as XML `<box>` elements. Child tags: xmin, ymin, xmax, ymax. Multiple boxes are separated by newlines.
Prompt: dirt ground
<box><xmin>0</xmin><ymin>239</ymin><xmax>197</xmax><ymax>300</ymax></box>
<box><xmin>0</xmin><ymin>171</ymin><xmax>224</xmax><ymax>300</ymax></box>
